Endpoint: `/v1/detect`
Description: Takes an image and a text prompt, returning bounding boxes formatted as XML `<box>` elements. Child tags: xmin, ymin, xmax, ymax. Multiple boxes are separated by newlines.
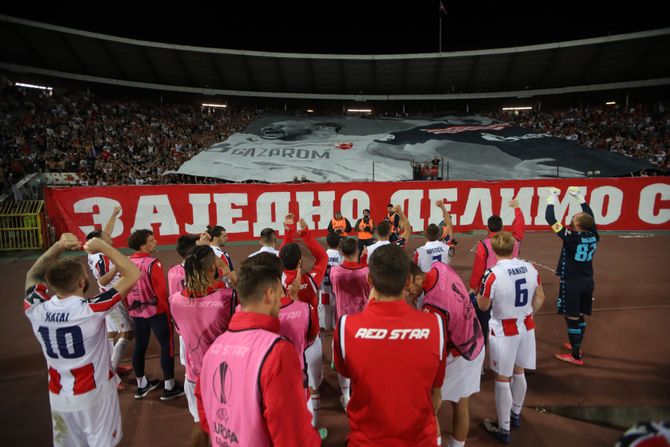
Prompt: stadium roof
<box><xmin>1</xmin><ymin>14</ymin><xmax>669</xmax><ymax>101</ymax></box>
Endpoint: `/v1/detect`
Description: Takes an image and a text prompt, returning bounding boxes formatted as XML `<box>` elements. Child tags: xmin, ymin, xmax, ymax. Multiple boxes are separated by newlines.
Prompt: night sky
<box><xmin>1</xmin><ymin>2</ymin><xmax>667</xmax><ymax>54</ymax></box>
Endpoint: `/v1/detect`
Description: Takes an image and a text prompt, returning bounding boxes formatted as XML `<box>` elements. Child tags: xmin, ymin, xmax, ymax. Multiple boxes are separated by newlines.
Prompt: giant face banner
<box><xmin>171</xmin><ymin>115</ymin><xmax>653</xmax><ymax>183</ymax></box>
<box><xmin>45</xmin><ymin>178</ymin><xmax>670</xmax><ymax>245</ymax></box>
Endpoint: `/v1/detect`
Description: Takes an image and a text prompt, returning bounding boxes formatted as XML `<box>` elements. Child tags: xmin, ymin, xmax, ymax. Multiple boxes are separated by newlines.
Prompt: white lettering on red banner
<box><xmin>44</xmin><ymin>178</ymin><xmax>670</xmax><ymax>245</ymax></box>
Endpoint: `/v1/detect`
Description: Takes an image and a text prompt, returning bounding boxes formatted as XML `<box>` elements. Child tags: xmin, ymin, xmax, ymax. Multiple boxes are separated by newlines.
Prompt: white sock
<box><xmin>310</xmin><ymin>394</ymin><xmax>321</xmax><ymax>427</ymax></box>
<box><xmin>311</xmin><ymin>393</ymin><xmax>321</xmax><ymax>410</ymax></box>
<box><xmin>511</xmin><ymin>373</ymin><xmax>527</xmax><ymax>414</ymax></box>
<box><xmin>112</xmin><ymin>338</ymin><xmax>129</xmax><ymax>371</ymax></box>
<box><xmin>338</xmin><ymin>374</ymin><xmax>350</xmax><ymax>405</ymax></box>
<box><xmin>165</xmin><ymin>378</ymin><xmax>175</xmax><ymax>391</ymax></box>
<box><xmin>448</xmin><ymin>436</ymin><xmax>465</xmax><ymax>447</ymax></box>
<box><xmin>108</xmin><ymin>338</ymin><xmax>114</xmax><ymax>362</ymax></box>
<box><xmin>137</xmin><ymin>376</ymin><xmax>147</xmax><ymax>388</ymax></box>
<box><xmin>495</xmin><ymin>380</ymin><xmax>512</xmax><ymax>432</ymax></box>
<box><xmin>306</xmin><ymin>394</ymin><xmax>316</xmax><ymax>427</ymax></box>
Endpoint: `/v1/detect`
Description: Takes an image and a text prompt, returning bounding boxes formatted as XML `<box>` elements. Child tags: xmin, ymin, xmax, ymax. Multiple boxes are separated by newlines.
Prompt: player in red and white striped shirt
<box><xmin>24</xmin><ymin>234</ymin><xmax>140</xmax><ymax>446</ymax></box>
<box><xmin>85</xmin><ymin>206</ymin><xmax>133</xmax><ymax>381</ymax></box>
<box><xmin>476</xmin><ymin>231</ymin><xmax>545</xmax><ymax>444</ymax></box>
<box><xmin>206</xmin><ymin>225</ymin><xmax>236</xmax><ymax>287</ymax></box>
<box><xmin>414</xmin><ymin>200</ymin><xmax>455</xmax><ymax>273</ymax></box>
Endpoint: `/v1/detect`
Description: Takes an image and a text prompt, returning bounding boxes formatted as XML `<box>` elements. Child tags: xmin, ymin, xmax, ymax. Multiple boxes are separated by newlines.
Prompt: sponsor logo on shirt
<box><xmin>354</xmin><ymin>327</ymin><xmax>430</xmax><ymax>340</ymax></box>
<box><xmin>278</xmin><ymin>311</ymin><xmax>303</xmax><ymax>320</ymax></box>
<box><xmin>183</xmin><ymin>301</ymin><xmax>226</xmax><ymax>308</ymax></box>
<box><xmin>210</xmin><ymin>344</ymin><xmax>249</xmax><ymax>357</ymax></box>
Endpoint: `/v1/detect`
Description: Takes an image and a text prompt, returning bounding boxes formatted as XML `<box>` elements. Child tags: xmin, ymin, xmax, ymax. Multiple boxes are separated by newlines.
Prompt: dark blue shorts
<box><xmin>557</xmin><ymin>275</ymin><xmax>594</xmax><ymax>317</ymax></box>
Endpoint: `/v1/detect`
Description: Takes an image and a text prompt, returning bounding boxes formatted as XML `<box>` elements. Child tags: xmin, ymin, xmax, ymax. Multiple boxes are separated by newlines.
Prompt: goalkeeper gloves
<box><xmin>546</xmin><ymin>187</ymin><xmax>561</xmax><ymax>205</ymax></box>
<box><xmin>568</xmin><ymin>186</ymin><xmax>586</xmax><ymax>203</ymax></box>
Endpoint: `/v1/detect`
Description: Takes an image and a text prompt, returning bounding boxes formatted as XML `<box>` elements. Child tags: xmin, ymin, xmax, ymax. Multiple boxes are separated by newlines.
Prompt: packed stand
<box><xmin>491</xmin><ymin>103</ymin><xmax>669</xmax><ymax>172</ymax></box>
<box><xmin>0</xmin><ymin>86</ymin><xmax>260</xmax><ymax>194</ymax></box>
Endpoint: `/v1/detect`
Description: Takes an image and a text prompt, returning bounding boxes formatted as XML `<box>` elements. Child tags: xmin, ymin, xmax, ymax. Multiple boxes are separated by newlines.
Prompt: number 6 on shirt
<box><xmin>514</xmin><ymin>279</ymin><xmax>528</xmax><ymax>307</ymax></box>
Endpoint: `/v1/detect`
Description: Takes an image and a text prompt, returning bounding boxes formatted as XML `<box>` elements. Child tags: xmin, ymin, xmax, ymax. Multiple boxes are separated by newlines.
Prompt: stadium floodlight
<box><xmin>15</xmin><ymin>82</ymin><xmax>53</xmax><ymax>91</ymax></box>
<box><xmin>347</xmin><ymin>108</ymin><xmax>372</xmax><ymax>113</ymax></box>
<box><xmin>202</xmin><ymin>103</ymin><xmax>227</xmax><ymax>108</ymax></box>
<box><xmin>606</xmin><ymin>101</ymin><xmax>616</xmax><ymax>105</ymax></box>
<box><xmin>502</xmin><ymin>106</ymin><xmax>532</xmax><ymax>111</ymax></box>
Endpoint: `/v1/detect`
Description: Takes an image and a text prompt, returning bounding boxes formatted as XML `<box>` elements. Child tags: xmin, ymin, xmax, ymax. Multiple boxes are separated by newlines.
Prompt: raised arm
<box><xmin>25</xmin><ymin>233</ymin><xmax>81</xmax><ymax>291</ymax></box>
<box><xmin>544</xmin><ymin>187</ymin><xmax>566</xmax><ymax>237</ymax></box>
<box><xmin>568</xmin><ymin>186</ymin><xmax>596</xmax><ymax>225</ymax></box>
<box><xmin>509</xmin><ymin>199</ymin><xmax>525</xmax><ymax>242</ymax></box>
<box><xmin>83</xmin><ymin>238</ymin><xmax>140</xmax><ymax>297</ymax></box>
<box><xmin>435</xmin><ymin>199</ymin><xmax>453</xmax><ymax>239</ymax></box>
<box><xmin>298</xmin><ymin>218</ymin><xmax>328</xmax><ymax>286</ymax></box>
<box><xmin>98</xmin><ymin>266</ymin><xmax>118</xmax><ymax>286</ymax></box>
<box><xmin>216</xmin><ymin>256</ymin><xmax>237</xmax><ymax>288</ymax></box>
<box><xmin>103</xmin><ymin>206</ymin><xmax>122</xmax><ymax>238</ymax></box>
<box><xmin>394</xmin><ymin>205</ymin><xmax>412</xmax><ymax>241</ymax></box>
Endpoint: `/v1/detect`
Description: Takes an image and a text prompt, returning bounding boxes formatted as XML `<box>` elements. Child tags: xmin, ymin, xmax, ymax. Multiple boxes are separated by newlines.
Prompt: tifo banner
<box><xmin>171</xmin><ymin>115</ymin><xmax>653</xmax><ymax>182</ymax></box>
<box><xmin>45</xmin><ymin>178</ymin><xmax>670</xmax><ymax>246</ymax></box>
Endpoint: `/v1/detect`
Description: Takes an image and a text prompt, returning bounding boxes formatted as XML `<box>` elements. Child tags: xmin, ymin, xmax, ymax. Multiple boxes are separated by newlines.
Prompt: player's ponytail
<box><xmin>184</xmin><ymin>245</ymin><xmax>216</xmax><ymax>296</ymax></box>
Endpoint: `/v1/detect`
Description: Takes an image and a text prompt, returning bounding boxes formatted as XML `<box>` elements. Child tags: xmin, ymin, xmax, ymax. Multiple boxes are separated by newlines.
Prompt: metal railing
<box><xmin>0</xmin><ymin>200</ymin><xmax>45</xmax><ymax>250</ymax></box>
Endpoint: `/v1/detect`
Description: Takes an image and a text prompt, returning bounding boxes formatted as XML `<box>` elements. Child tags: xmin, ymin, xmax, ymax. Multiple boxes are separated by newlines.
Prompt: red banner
<box><xmin>45</xmin><ymin>178</ymin><xmax>670</xmax><ymax>246</ymax></box>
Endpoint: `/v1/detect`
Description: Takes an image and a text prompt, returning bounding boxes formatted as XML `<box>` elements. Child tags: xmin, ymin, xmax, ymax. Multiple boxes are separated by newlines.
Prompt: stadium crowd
<box><xmin>0</xmin><ymin>86</ymin><xmax>259</xmax><ymax>193</ymax></box>
<box><xmin>1</xmin><ymin>85</ymin><xmax>667</xmax><ymax>196</ymax></box>
<box><xmin>493</xmin><ymin>103</ymin><xmax>669</xmax><ymax>170</ymax></box>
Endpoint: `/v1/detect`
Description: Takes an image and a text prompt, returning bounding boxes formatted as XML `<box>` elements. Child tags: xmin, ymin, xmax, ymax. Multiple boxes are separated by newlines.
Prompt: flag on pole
<box><xmin>439</xmin><ymin>1</ymin><xmax>447</xmax><ymax>15</ymax></box>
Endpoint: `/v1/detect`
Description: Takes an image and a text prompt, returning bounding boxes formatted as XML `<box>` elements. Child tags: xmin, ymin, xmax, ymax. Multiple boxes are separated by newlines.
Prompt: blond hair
<box><xmin>491</xmin><ymin>231</ymin><xmax>515</xmax><ymax>257</ymax></box>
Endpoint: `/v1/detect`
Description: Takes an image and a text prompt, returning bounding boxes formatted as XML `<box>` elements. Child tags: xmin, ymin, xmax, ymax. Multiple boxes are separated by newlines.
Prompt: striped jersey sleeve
<box><xmin>86</xmin><ymin>288</ymin><xmax>123</xmax><ymax>313</ymax></box>
<box><xmin>96</xmin><ymin>255</ymin><xmax>110</xmax><ymax>276</ymax></box>
<box><xmin>480</xmin><ymin>270</ymin><xmax>497</xmax><ymax>299</ymax></box>
<box><xmin>24</xmin><ymin>283</ymin><xmax>51</xmax><ymax>310</ymax></box>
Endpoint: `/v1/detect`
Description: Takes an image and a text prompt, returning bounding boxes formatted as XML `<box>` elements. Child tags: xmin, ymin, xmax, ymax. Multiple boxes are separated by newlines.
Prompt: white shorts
<box><xmin>318</xmin><ymin>290</ymin><xmax>336</xmax><ymax>330</ymax></box>
<box><xmin>179</xmin><ymin>335</ymin><xmax>187</xmax><ymax>366</ymax></box>
<box><xmin>441</xmin><ymin>348</ymin><xmax>485</xmax><ymax>402</ymax></box>
<box><xmin>105</xmin><ymin>302</ymin><xmax>133</xmax><ymax>334</ymax></box>
<box><xmin>489</xmin><ymin>329</ymin><xmax>536</xmax><ymax>377</ymax></box>
<box><xmin>305</xmin><ymin>336</ymin><xmax>323</xmax><ymax>390</ymax></box>
<box><xmin>185</xmin><ymin>380</ymin><xmax>200</xmax><ymax>423</ymax></box>
<box><xmin>51</xmin><ymin>389</ymin><xmax>122</xmax><ymax>447</ymax></box>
